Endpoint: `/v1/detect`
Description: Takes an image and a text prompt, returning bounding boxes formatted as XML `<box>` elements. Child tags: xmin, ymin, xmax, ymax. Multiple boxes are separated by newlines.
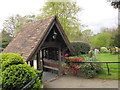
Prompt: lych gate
<box><xmin>3</xmin><ymin>15</ymin><xmax>74</xmax><ymax>75</ymax></box>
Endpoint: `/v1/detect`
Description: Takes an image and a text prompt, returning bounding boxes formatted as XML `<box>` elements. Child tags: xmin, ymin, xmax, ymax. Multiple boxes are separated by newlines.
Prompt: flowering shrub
<box><xmin>62</xmin><ymin>63</ymin><xmax>81</xmax><ymax>76</ymax></box>
<box><xmin>62</xmin><ymin>54</ymin><xmax>103</xmax><ymax>78</ymax></box>
<box><xmin>80</xmin><ymin>63</ymin><xmax>104</xmax><ymax>78</ymax></box>
<box><xmin>109</xmin><ymin>47</ymin><xmax>120</xmax><ymax>54</ymax></box>
<box><xmin>100</xmin><ymin>47</ymin><xmax>108</xmax><ymax>53</ymax></box>
<box><xmin>65</xmin><ymin>57</ymin><xmax>85</xmax><ymax>62</ymax></box>
<box><xmin>62</xmin><ymin>54</ymin><xmax>84</xmax><ymax>76</ymax></box>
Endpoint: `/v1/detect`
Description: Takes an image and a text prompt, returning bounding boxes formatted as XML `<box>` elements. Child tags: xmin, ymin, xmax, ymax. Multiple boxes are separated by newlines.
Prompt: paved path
<box><xmin>42</xmin><ymin>72</ymin><xmax>58</xmax><ymax>82</ymax></box>
<box><xmin>44</xmin><ymin>75</ymin><xmax>119</xmax><ymax>88</ymax></box>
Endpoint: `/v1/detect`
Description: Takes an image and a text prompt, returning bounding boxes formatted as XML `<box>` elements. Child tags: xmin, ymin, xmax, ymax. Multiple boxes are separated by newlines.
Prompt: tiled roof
<box><xmin>3</xmin><ymin>15</ymin><xmax>74</xmax><ymax>61</ymax></box>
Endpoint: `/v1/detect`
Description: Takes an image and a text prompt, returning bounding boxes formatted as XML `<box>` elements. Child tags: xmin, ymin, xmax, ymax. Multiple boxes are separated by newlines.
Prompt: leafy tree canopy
<box><xmin>0</xmin><ymin>30</ymin><xmax>12</xmax><ymax>51</ymax></box>
<box><xmin>37</xmin><ymin>0</ymin><xmax>83</xmax><ymax>41</ymax></box>
<box><xmin>2</xmin><ymin>14</ymin><xmax>36</xmax><ymax>37</ymax></box>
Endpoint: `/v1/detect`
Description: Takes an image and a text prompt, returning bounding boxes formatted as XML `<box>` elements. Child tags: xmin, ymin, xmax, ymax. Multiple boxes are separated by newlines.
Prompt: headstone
<box><xmin>88</xmin><ymin>50</ymin><xmax>93</xmax><ymax>58</ymax></box>
<box><xmin>94</xmin><ymin>49</ymin><xmax>99</xmax><ymax>56</ymax></box>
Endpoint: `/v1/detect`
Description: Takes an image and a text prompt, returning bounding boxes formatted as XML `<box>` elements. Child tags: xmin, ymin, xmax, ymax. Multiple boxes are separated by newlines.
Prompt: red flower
<box><xmin>67</xmin><ymin>57</ymin><xmax>84</xmax><ymax>62</ymax></box>
<box><xmin>73</xmin><ymin>69</ymin><xmax>77</xmax><ymax>76</ymax></box>
<box><xmin>72</xmin><ymin>64</ymin><xmax>77</xmax><ymax>67</ymax></box>
<box><xmin>75</xmin><ymin>65</ymin><xmax>80</xmax><ymax>69</ymax></box>
<box><xmin>64</xmin><ymin>53</ymin><xmax>69</xmax><ymax>57</ymax></box>
<box><xmin>69</xmin><ymin>64</ymin><xmax>73</xmax><ymax>67</ymax></box>
<box><xmin>65</xmin><ymin>58</ymin><xmax>69</xmax><ymax>60</ymax></box>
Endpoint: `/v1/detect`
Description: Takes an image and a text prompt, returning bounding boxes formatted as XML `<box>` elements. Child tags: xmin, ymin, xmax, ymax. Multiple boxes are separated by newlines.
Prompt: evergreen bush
<box><xmin>2</xmin><ymin>64</ymin><xmax>41</xmax><ymax>89</ymax></box>
<box><xmin>1</xmin><ymin>53</ymin><xmax>42</xmax><ymax>89</ymax></box>
<box><xmin>1</xmin><ymin>53</ymin><xmax>25</xmax><ymax>71</ymax></box>
<box><xmin>71</xmin><ymin>42</ymin><xmax>90</xmax><ymax>55</ymax></box>
<box><xmin>80</xmin><ymin>63</ymin><xmax>104</xmax><ymax>78</ymax></box>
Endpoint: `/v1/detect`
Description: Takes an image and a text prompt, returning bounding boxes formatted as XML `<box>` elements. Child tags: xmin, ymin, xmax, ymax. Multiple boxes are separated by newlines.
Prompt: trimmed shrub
<box><xmin>1</xmin><ymin>53</ymin><xmax>42</xmax><ymax>89</ymax></box>
<box><xmin>2</xmin><ymin>64</ymin><xmax>41</xmax><ymax>89</ymax></box>
<box><xmin>71</xmin><ymin>42</ymin><xmax>91</xmax><ymax>55</ymax></box>
<box><xmin>1</xmin><ymin>53</ymin><xmax>25</xmax><ymax>71</ymax></box>
<box><xmin>100</xmin><ymin>47</ymin><xmax>108</xmax><ymax>53</ymax></box>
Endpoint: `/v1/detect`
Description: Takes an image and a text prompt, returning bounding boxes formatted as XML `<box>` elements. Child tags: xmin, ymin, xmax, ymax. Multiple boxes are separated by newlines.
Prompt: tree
<box><xmin>90</xmin><ymin>28</ymin><xmax>118</xmax><ymax>47</ymax></box>
<box><xmin>110</xmin><ymin>1</ymin><xmax>120</xmax><ymax>47</ymax></box>
<box><xmin>112</xmin><ymin>25</ymin><xmax>120</xmax><ymax>48</ymax></box>
<box><xmin>81</xmin><ymin>29</ymin><xmax>93</xmax><ymax>43</ymax></box>
<box><xmin>37</xmin><ymin>0</ymin><xmax>82</xmax><ymax>41</ymax></box>
<box><xmin>90</xmin><ymin>29</ymin><xmax>115</xmax><ymax>47</ymax></box>
<box><xmin>111</xmin><ymin>1</ymin><xmax>120</xmax><ymax>9</ymax></box>
<box><xmin>0</xmin><ymin>29</ymin><xmax>12</xmax><ymax>50</ymax></box>
<box><xmin>14</xmin><ymin>15</ymin><xmax>37</xmax><ymax>36</ymax></box>
<box><xmin>82</xmin><ymin>29</ymin><xmax>93</xmax><ymax>36</ymax></box>
<box><xmin>3</xmin><ymin>14</ymin><xmax>21</xmax><ymax>37</ymax></box>
<box><xmin>2</xmin><ymin>14</ymin><xmax>36</xmax><ymax>37</ymax></box>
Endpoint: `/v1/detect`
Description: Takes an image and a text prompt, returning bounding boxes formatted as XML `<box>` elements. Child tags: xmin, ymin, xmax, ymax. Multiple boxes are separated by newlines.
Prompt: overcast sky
<box><xmin>0</xmin><ymin>0</ymin><xmax>118</xmax><ymax>34</ymax></box>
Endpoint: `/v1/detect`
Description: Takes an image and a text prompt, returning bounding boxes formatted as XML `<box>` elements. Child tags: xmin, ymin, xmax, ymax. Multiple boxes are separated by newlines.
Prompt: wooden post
<box><xmin>62</xmin><ymin>49</ymin><xmax>65</xmax><ymax>62</ymax></box>
<box><xmin>106</xmin><ymin>63</ymin><xmax>111</xmax><ymax>75</ymax></box>
<box><xmin>45</xmin><ymin>49</ymin><xmax>47</xmax><ymax>59</ymax></box>
<box><xmin>26</xmin><ymin>61</ymin><xmax>28</xmax><ymax>64</ymax></box>
<box><xmin>54</xmin><ymin>48</ymin><xmax>56</xmax><ymax>60</ymax></box>
<box><xmin>58</xmin><ymin>47</ymin><xmax>62</xmax><ymax>76</ymax></box>
<box><xmin>42</xmin><ymin>49</ymin><xmax>44</xmax><ymax>71</ymax></box>
<box><xmin>37</xmin><ymin>50</ymin><xmax>41</xmax><ymax>70</ymax></box>
<box><xmin>30</xmin><ymin>60</ymin><xmax>33</xmax><ymax>67</ymax></box>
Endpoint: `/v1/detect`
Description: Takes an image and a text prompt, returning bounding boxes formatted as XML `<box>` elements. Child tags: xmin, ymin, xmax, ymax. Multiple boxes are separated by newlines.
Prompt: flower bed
<box><xmin>62</xmin><ymin>55</ymin><xmax>85</xmax><ymax>76</ymax></box>
<box><xmin>62</xmin><ymin>54</ymin><xmax>104</xmax><ymax>78</ymax></box>
<box><xmin>65</xmin><ymin>57</ymin><xmax>85</xmax><ymax>62</ymax></box>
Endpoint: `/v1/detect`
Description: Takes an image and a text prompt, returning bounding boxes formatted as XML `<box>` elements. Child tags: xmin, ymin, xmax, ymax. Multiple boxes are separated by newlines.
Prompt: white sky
<box><xmin>78</xmin><ymin>0</ymin><xmax>118</xmax><ymax>34</ymax></box>
<box><xmin>0</xmin><ymin>0</ymin><xmax>118</xmax><ymax>34</ymax></box>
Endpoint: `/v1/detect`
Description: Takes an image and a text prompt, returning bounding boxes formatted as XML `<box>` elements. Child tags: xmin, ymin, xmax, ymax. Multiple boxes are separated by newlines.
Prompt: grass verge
<box><xmin>97</xmin><ymin>69</ymin><xmax>120</xmax><ymax>79</ymax></box>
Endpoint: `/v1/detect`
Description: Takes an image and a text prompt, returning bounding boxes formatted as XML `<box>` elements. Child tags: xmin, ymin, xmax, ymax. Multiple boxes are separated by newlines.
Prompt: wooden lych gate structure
<box><xmin>3</xmin><ymin>15</ymin><xmax>74</xmax><ymax>75</ymax></box>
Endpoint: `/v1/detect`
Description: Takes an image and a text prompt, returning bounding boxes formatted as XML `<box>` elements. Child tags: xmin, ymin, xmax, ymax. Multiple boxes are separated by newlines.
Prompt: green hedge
<box><xmin>1</xmin><ymin>53</ymin><xmax>25</xmax><ymax>71</ymax></box>
<box><xmin>2</xmin><ymin>64</ymin><xmax>41</xmax><ymax>89</ymax></box>
<box><xmin>71</xmin><ymin>42</ymin><xmax>90</xmax><ymax>55</ymax></box>
<box><xmin>1</xmin><ymin>53</ymin><xmax>42</xmax><ymax>89</ymax></box>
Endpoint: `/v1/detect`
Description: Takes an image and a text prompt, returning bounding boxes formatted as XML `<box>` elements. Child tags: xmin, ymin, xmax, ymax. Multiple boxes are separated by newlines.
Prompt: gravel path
<box><xmin>44</xmin><ymin>75</ymin><xmax>119</xmax><ymax>88</ymax></box>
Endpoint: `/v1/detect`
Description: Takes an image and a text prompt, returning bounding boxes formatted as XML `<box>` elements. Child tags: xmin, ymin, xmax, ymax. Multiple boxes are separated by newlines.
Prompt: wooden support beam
<box><xmin>58</xmin><ymin>47</ymin><xmax>62</xmax><ymax>76</ymax></box>
<box><xmin>43</xmin><ymin>42</ymin><xmax>61</xmax><ymax>48</ymax></box>
<box><xmin>61</xmin><ymin>49</ymin><xmax>65</xmax><ymax>62</ymax></box>
<box><xmin>53</xmin><ymin>48</ymin><xmax>56</xmax><ymax>60</ymax></box>
<box><xmin>37</xmin><ymin>50</ymin><xmax>41</xmax><ymax>70</ymax></box>
<box><xmin>42</xmin><ymin>49</ymin><xmax>44</xmax><ymax>71</ymax></box>
<box><xmin>26</xmin><ymin>61</ymin><xmax>28</xmax><ymax>64</ymax></box>
<box><xmin>30</xmin><ymin>60</ymin><xmax>33</xmax><ymax>67</ymax></box>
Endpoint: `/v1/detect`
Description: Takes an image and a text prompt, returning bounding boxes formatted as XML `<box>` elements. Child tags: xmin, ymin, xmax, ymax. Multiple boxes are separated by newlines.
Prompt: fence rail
<box><xmin>69</xmin><ymin>61</ymin><xmax>120</xmax><ymax>75</ymax></box>
<box><xmin>20</xmin><ymin>71</ymin><xmax>43</xmax><ymax>90</ymax></box>
<box><xmin>0</xmin><ymin>71</ymin><xmax>43</xmax><ymax>90</ymax></box>
<box><xmin>73</xmin><ymin>61</ymin><xmax>120</xmax><ymax>63</ymax></box>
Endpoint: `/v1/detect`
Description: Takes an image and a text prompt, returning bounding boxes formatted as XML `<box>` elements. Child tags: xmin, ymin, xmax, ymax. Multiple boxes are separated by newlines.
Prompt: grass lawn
<box><xmin>77</xmin><ymin>53</ymin><xmax>120</xmax><ymax>79</ymax></box>
<box><xmin>78</xmin><ymin>53</ymin><xmax>119</xmax><ymax>69</ymax></box>
<box><xmin>96</xmin><ymin>53</ymin><xmax>119</xmax><ymax>69</ymax></box>
<box><xmin>97</xmin><ymin>69</ymin><xmax>120</xmax><ymax>79</ymax></box>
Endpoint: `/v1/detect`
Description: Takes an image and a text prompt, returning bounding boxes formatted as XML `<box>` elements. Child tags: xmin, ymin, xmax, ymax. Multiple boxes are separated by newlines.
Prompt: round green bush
<box><xmin>1</xmin><ymin>53</ymin><xmax>26</xmax><ymax>71</ymax></box>
<box><xmin>100</xmin><ymin>47</ymin><xmax>108</xmax><ymax>53</ymax></box>
<box><xmin>1</xmin><ymin>53</ymin><xmax>42</xmax><ymax>89</ymax></box>
<box><xmin>80</xmin><ymin>63</ymin><xmax>104</xmax><ymax>78</ymax></box>
<box><xmin>2</xmin><ymin>64</ymin><xmax>41</xmax><ymax>89</ymax></box>
<box><xmin>71</xmin><ymin>42</ymin><xmax>91</xmax><ymax>55</ymax></box>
